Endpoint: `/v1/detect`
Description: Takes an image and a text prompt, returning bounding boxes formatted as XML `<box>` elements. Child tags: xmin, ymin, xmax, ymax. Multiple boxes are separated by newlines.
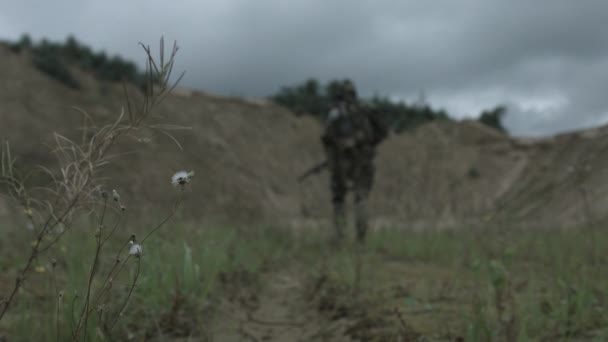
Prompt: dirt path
<box><xmin>208</xmin><ymin>253</ymin><xmax>425</xmax><ymax>342</ymax></box>
<box><xmin>211</xmin><ymin>265</ymin><xmax>351</xmax><ymax>342</ymax></box>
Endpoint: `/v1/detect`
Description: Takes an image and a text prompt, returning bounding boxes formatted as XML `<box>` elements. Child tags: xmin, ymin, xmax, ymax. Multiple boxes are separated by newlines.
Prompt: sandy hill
<box><xmin>1</xmin><ymin>43</ymin><xmax>607</xmax><ymax>229</ymax></box>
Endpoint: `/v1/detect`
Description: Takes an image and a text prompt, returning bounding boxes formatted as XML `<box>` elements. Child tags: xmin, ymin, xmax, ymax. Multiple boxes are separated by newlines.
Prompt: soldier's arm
<box><xmin>367</xmin><ymin>112</ymin><xmax>388</xmax><ymax>145</ymax></box>
<box><xmin>322</xmin><ymin>106</ymin><xmax>340</xmax><ymax>147</ymax></box>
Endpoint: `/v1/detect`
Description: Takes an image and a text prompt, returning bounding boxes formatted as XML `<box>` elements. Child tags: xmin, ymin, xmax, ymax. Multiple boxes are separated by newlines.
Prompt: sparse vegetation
<box><xmin>1</xmin><ymin>223</ymin><xmax>606</xmax><ymax>340</ymax></box>
<box><xmin>0</xmin><ymin>37</ymin><xmax>186</xmax><ymax>341</ymax></box>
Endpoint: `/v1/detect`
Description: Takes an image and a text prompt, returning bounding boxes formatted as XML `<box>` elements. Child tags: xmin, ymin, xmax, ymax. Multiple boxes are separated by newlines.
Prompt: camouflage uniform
<box><xmin>321</xmin><ymin>80</ymin><xmax>387</xmax><ymax>242</ymax></box>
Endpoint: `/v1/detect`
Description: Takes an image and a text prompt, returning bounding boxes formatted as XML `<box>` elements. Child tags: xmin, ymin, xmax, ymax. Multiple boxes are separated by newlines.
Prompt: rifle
<box><xmin>298</xmin><ymin>160</ymin><xmax>328</xmax><ymax>182</ymax></box>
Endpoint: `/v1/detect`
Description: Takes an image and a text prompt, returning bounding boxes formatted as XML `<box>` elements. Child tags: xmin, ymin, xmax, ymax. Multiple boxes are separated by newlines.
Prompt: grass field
<box><xmin>1</xmin><ymin>37</ymin><xmax>607</xmax><ymax>342</ymax></box>
<box><xmin>1</xmin><ymin>219</ymin><xmax>606</xmax><ymax>341</ymax></box>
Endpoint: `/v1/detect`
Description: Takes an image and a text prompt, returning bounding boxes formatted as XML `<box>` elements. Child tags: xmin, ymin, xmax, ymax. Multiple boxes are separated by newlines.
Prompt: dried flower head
<box><xmin>171</xmin><ymin>170</ymin><xmax>194</xmax><ymax>187</ymax></box>
<box><xmin>129</xmin><ymin>242</ymin><xmax>142</xmax><ymax>257</ymax></box>
<box><xmin>99</xmin><ymin>186</ymin><xmax>108</xmax><ymax>199</ymax></box>
<box><xmin>112</xmin><ymin>189</ymin><xmax>120</xmax><ymax>202</ymax></box>
<box><xmin>112</xmin><ymin>189</ymin><xmax>126</xmax><ymax>210</ymax></box>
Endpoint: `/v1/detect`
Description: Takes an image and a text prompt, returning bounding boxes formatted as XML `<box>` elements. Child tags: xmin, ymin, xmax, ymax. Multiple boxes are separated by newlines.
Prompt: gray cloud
<box><xmin>1</xmin><ymin>0</ymin><xmax>608</xmax><ymax>136</ymax></box>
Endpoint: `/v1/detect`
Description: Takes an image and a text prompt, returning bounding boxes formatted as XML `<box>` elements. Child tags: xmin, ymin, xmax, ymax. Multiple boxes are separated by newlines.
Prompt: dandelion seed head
<box><xmin>171</xmin><ymin>170</ymin><xmax>194</xmax><ymax>187</ymax></box>
<box><xmin>129</xmin><ymin>243</ymin><xmax>142</xmax><ymax>257</ymax></box>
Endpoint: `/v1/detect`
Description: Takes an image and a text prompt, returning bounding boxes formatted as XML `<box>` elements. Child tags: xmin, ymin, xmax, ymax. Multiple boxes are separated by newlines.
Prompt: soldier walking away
<box><xmin>319</xmin><ymin>79</ymin><xmax>387</xmax><ymax>243</ymax></box>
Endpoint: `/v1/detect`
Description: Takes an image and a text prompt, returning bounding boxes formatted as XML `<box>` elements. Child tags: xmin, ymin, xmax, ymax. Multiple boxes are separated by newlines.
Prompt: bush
<box><xmin>32</xmin><ymin>49</ymin><xmax>81</xmax><ymax>89</ymax></box>
<box><xmin>273</xmin><ymin>78</ymin><xmax>331</xmax><ymax>117</ymax></box>
<box><xmin>6</xmin><ymin>35</ymin><xmax>147</xmax><ymax>90</ymax></box>
<box><xmin>273</xmin><ymin>79</ymin><xmax>508</xmax><ymax>135</ymax></box>
<box><xmin>271</xmin><ymin>79</ymin><xmax>450</xmax><ymax>133</ymax></box>
<box><xmin>479</xmin><ymin>105</ymin><xmax>508</xmax><ymax>133</ymax></box>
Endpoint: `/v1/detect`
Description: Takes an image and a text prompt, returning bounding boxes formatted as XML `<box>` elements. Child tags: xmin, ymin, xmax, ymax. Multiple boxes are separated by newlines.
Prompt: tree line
<box><xmin>271</xmin><ymin>79</ymin><xmax>507</xmax><ymax>134</ymax></box>
<box><xmin>6</xmin><ymin>34</ymin><xmax>147</xmax><ymax>90</ymax></box>
<box><xmin>3</xmin><ymin>35</ymin><xmax>507</xmax><ymax>134</ymax></box>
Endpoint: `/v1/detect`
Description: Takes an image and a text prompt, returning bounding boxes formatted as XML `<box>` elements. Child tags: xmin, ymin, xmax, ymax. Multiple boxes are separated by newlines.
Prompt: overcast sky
<box><xmin>1</xmin><ymin>0</ymin><xmax>607</xmax><ymax>136</ymax></box>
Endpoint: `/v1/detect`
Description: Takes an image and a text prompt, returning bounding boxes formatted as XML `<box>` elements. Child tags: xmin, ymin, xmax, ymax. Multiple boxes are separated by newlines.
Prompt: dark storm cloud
<box><xmin>1</xmin><ymin>0</ymin><xmax>608</xmax><ymax>136</ymax></box>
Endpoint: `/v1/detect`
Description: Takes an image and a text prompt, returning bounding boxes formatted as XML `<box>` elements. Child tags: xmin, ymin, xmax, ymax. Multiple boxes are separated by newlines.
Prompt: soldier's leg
<box><xmin>354</xmin><ymin>192</ymin><xmax>369</xmax><ymax>243</ymax></box>
<box><xmin>331</xmin><ymin>171</ymin><xmax>347</xmax><ymax>242</ymax></box>
<box><xmin>354</xmin><ymin>161</ymin><xmax>374</xmax><ymax>243</ymax></box>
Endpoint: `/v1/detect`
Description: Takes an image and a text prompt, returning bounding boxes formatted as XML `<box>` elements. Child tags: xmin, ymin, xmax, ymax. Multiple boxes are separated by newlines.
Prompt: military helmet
<box><xmin>342</xmin><ymin>79</ymin><xmax>357</xmax><ymax>101</ymax></box>
<box><xmin>331</xmin><ymin>79</ymin><xmax>358</xmax><ymax>103</ymax></box>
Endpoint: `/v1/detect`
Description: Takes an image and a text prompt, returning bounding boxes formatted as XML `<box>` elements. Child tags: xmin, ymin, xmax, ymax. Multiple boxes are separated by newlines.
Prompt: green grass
<box><xmin>0</xmin><ymin>222</ymin><xmax>607</xmax><ymax>341</ymax></box>
<box><xmin>365</xmin><ymin>227</ymin><xmax>608</xmax><ymax>340</ymax></box>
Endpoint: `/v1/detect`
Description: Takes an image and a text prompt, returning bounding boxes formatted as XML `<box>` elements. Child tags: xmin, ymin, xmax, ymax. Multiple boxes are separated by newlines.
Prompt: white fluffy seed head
<box><xmin>129</xmin><ymin>243</ymin><xmax>142</xmax><ymax>257</ymax></box>
<box><xmin>171</xmin><ymin>170</ymin><xmax>194</xmax><ymax>187</ymax></box>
